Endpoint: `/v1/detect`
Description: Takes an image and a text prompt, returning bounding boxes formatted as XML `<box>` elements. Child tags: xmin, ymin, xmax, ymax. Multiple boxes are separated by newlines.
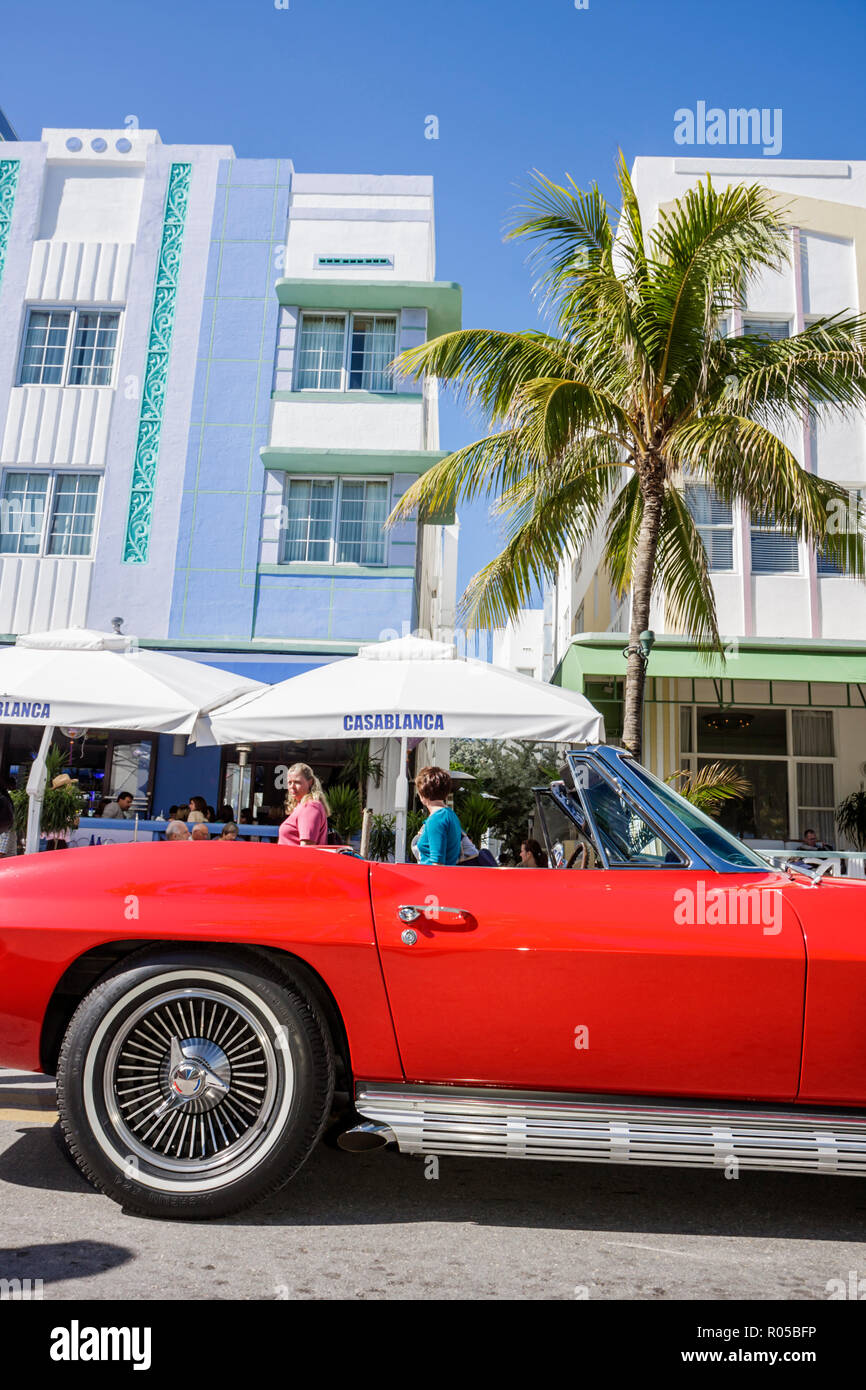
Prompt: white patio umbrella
<box><xmin>211</xmin><ymin>635</ymin><xmax>605</xmax><ymax>860</ymax></box>
<box><xmin>0</xmin><ymin>628</ymin><xmax>263</xmax><ymax>853</ymax></box>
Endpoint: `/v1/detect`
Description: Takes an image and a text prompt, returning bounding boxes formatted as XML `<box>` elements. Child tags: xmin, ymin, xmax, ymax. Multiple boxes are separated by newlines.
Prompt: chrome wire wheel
<box><xmin>80</xmin><ymin>968</ymin><xmax>297</xmax><ymax>1195</ymax></box>
<box><xmin>104</xmin><ymin>988</ymin><xmax>280</xmax><ymax>1173</ymax></box>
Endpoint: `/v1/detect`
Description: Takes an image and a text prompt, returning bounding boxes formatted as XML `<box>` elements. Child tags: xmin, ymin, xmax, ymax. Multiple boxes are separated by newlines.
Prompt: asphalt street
<box><xmin>1</xmin><ymin>1068</ymin><xmax>864</xmax><ymax>1301</ymax></box>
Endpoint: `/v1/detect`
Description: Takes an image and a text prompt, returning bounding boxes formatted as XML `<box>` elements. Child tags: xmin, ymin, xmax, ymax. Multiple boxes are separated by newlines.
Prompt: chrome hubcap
<box><xmin>165</xmin><ymin>1038</ymin><xmax>231</xmax><ymax>1112</ymax></box>
<box><xmin>105</xmin><ymin>989</ymin><xmax>279</xmax><ymax>1172</ymax></box>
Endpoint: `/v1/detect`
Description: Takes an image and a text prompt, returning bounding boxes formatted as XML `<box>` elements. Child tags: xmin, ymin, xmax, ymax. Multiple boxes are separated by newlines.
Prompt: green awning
<box><xmin>275</xmin><ymin>279</ymin><xmax>462</xmax><ymax>338</ymax></box>
<box><xmin>555</xmin><ymin>634</ymin><xmax>866</xmax><ymax>693</ymax></box>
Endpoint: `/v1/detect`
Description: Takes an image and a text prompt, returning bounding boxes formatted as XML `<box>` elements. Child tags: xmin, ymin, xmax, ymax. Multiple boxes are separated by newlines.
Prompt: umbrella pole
<box><xmin>25</xmin><ymin>724</ymin><xmax>54</xmax><ymax>855</ymax></box>
<box><xmin>394</xmin><ymin>735</ymin><xmax>409</xmax><ymax>863</ymax></box>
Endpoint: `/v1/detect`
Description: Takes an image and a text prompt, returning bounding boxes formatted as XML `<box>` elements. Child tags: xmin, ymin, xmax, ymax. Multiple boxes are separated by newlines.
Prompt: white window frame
<box><xmin>293</xmin><ymin>311</ymin><xmax>399</xmax><ymax>393</ymax></box>
<box><xmin>0</xmin><ymin>469</ymin><xmax>102</xmax><ymax>558</ymax></box>
<box><xmin>684</xmin><ymin>481</ymin><xmax>736</xmax><ymax>573</ymax></box>
<box><xmin>16</xmin><ymin>305</ymin><xmax>122</xmax><ymax>388</ymax></box>
<box><xmin>279</xmin><ymin>474</ymin><xmax>391</xmax><ymax>567</ymax></box>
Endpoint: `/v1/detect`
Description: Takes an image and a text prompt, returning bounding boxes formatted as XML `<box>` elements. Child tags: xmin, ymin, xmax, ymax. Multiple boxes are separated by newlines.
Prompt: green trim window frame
<box><xmin>294</xmin><ymin>311</ymin><xmax>398</xmax><ymax>393</ymax></box>
<box><xmin>17</xmin><ymin>306</ymin><xmax>121</xmax><ymax>387</ymax></box>
<box><xmin>677</xmin><ymin>703</ymin><xmax>837</xmax><ymax>843</ymax></box>
<box><xmin>0</xmin><ymin>469</ymin><xmax>100</xmax><ymax>557</ymax></box>
<box><xmin>280</xmin><ymin>474</ymin><xmax>390</xmax><ymax>566</ymax></box>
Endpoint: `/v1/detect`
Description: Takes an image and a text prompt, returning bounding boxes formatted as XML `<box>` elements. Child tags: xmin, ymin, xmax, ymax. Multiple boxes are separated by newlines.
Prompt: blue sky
<box><xmin>2</xmin><ymin>0</ymin><xmax>864</xmax><ymax>601</ymax></box>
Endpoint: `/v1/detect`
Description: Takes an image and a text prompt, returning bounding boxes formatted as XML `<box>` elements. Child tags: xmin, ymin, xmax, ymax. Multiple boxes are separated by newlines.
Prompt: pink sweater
<box><xmin>278</xmin><ymin>799</ymin><xmax>328</xmax><ymax>847</ymax></box>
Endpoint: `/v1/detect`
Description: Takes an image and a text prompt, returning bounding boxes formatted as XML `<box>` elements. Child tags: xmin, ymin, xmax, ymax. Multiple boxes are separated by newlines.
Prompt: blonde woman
<box><xmin>278</xmin><ymin>763</ymin><xmax>330</xmax><ymax>847</ymax></box>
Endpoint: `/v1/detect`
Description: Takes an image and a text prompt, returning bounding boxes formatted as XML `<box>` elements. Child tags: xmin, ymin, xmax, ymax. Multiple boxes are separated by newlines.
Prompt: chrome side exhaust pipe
<box><xmin>337</xmin><ymin>1121</ymin><xmax>396</xmax><ymax>1153</ymax></box>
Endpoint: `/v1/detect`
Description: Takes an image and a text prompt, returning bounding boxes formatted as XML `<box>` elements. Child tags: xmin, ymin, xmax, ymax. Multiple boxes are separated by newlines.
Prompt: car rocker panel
<box><xmin>347</xmin><ymin>1084</ymin><xmax>866</xmax><ymax>1177</ymax></box>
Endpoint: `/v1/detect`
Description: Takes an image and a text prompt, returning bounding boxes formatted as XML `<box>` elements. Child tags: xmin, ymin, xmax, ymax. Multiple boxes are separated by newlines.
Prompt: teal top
<box><xmin>416</xmin><ymin>806</ymin><xmax>462</xmax><ymax>865</ymax></box>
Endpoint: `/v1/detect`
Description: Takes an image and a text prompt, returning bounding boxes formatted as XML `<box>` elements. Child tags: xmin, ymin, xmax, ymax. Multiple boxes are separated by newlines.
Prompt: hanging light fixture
<box><xmin>702</xmin><ymin>711</ymin><xmax>754</xmax><ymax>732</ymax></box>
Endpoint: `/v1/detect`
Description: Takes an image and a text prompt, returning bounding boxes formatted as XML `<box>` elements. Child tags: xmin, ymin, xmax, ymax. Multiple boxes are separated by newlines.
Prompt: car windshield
<box><xmin>624</xmin><ymin>763</ymin><xmax>770</xmax><ymax>869</ymax></box>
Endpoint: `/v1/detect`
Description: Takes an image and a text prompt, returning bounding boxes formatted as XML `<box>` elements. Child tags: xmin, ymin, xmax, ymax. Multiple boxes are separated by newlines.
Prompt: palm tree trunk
<box><xmin>620</xmin><ymin>465</ymin><xmax>665</xmax><ymax>762</ymax></box>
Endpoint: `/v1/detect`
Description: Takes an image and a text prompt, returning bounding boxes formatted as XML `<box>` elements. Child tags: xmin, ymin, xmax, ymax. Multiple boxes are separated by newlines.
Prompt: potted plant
<box><xmin>326</xmin><ymin>783</ymin><xmax>362</xmax><ymax>844</ymax></box>
<box><xmin>458</xmin><ymin>789</ymin><xmax>498</xmax><ymax>849</ymax></box>
<box><xmin>342</xmin><ymin>741</ymin><xmax>384</xmax><ymax>809</ymax></box>
<box><xmin>11</xmin><ymin>746</ymin><xmax>86</xmax><ymax>848</ymax></box>
<box><xmin>836</xmin><ymin>786</ymin><xmax>866</xmax><ymax>851</ymax></box>
<box><xmin>368</xmin><ymin>812</ymin><xmax>396</xmax><ymax>862</ymax></box>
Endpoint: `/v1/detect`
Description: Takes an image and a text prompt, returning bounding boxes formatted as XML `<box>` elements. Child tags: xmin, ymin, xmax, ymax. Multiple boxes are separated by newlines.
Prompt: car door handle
<box><xmin>397</xmin><ymin>904</ymin><xmax>473</xmax><ymax>926</ymax></box>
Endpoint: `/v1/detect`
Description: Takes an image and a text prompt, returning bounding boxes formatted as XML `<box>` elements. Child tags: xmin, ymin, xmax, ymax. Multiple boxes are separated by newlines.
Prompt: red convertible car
<box><xmin>1</xmin><ymin>745</ymin><xmax>865</xmax><ymax>1219</ymax></box>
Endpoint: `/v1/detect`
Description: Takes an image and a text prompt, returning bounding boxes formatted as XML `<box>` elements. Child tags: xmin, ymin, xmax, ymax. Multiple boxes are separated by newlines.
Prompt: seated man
<box><xmin>798</xmin><ymin>827</ymin><xmax>833</xmax><ymax>851</ymax></box>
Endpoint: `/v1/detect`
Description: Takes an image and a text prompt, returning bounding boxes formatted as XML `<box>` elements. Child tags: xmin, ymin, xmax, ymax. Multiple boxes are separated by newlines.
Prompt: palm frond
<box><xmin>392</xmin><ymin>329</ymin><xmax>578</xmax><ymax>423</ymax></box>
<box><xmin>649</xmin><ymin>181</ymin><xmax>790</xmax><ymax>395</ymax></box>
<box><xmin>459</xmin><ymin>449</ymin><xmax>623</xmax><ymax>628</ymax></box>
<box><xmin>653</xmin><ymin>486</ymin><xmax>721</xmax><ymax>651</ymax></box>
<box><xmin>602</xmin><ymin>475</ymin><xmax>643</xmax><ymax>599</ymax></box>
<box><xmin>667</xmin><ymin>761</ymin><xmax>752</xmax><ymax>813</ymax></box>
<box><xmin>386</xmin><ymin>428</ymin><xmax>532</xmax><ymax>526</ymax></box>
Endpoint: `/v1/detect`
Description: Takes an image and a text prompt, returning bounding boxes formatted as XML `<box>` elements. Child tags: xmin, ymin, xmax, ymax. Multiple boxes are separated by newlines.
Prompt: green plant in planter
<box><xmin>457</xmin><ymin>790</ymin><xmax>497</xmax><ymax>849</ymax></box>
<box><xmin>342</xmin><ymin>741</ymin><xmax>384</xmax><ymax>809</ymax></box>
<box><xmin>406</xmin><ymin>807</ymin><xmax>425</xmax><ymax>843</ymax></box>
<box><xmin>368</xmin><ymin>812</ymin><xmax>396</xmax><ymax>861</ymax></box>
<box><xmin>11</xmin><ymin>745</ymin><xmax>86</xmax><ymax>843</ymax></box>
<box><xmin>326</xmin><ymin>783</ymin><xmax>362</xmax><ymax>842</ymax></box>
<box><xmin>836</xmin><ymin>787</ymin><xmax>866</xmax><ymax>851</ymax></box>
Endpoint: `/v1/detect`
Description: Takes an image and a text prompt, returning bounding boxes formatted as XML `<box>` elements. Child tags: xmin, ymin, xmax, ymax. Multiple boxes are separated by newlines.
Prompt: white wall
<box><xmin>269</xmin><ymin>398</ymin><xmax>425</xmax><ymax>450</ymax></box>
<box><xmin>493</xmin><ymin>609</ymin><xmax>545</xmax><ymax>679</ymax></box>
<box><xmin>284</xmin><ymin>173</ymin><xmax>435</xmax><ymax>281</ymax></box>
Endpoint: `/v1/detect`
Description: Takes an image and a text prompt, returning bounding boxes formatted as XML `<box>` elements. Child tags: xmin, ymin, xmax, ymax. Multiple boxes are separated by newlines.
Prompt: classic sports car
<box><xmin>1</xmin><ymin>744</ymin><xmax>865</xmax><ymax>1220</ymax></box>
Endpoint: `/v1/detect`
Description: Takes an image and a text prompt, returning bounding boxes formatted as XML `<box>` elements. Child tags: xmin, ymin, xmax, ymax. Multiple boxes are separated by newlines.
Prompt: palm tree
<box><xmin>388</xmin><ymin>158</ymin><xmax>866</xmax><ymax>761</ymax></box>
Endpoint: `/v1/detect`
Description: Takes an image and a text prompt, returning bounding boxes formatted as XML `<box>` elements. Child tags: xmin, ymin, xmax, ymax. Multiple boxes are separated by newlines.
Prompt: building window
<box><xmin>67</xmin><ymin>311</ymin><xmax>120</xmax><ymax>386</ymax></box>
<box><xmin>816</xmin><ymin>545</ymin><xmax>848</xmax><ymax>576</ymax></box>
<box><xmin>281</xmin><ymin>476</ymin><xmax>389</xmax><ymax>565</ymax></box>
<box><xmin>0</xmin><ymin>471</ymin><xmax>100</xmax><ymax>557</ymax></box>
<box><xmin>742</xmin><ymin>319</ymin><xmax>790</xmax><ymax>340</ymax></box>
<box><xmin>685</xmin><ymin>483</ymin><xmax>734</xmax><ymax>570</ymax></box>
<box><xmin>294</xmin><ymin>312</ymin><xmax>397</xmax><ymax>392</ymax></box>
<box><xmin>295</xmin><ymin>314</ymin><xmax>346</xmax><ymax>390</ymax></box>
<box><xmin>348</xmin><ymin>316</ymin><xmax>397</xmax><ymax>391</ymax></box>
<box><xmin>336</xmin><ymin>479</ymin><xmax>388</xmax><ymax>564</ymax></box>
<box><xmin>750</xmin><ymin>513</ymin><xmax>799</xmax><ymax>574</ymax></box>
<box><xmin>678</xmin><ymin>705</ymin><xmax>837</xmax><ymax>844</ymax></box>
<box><xmin>47</xmin><ymin>473</ymin><xmax>101</xmax><ymax>555</ymax></box>
<box><xmin>18</xmin><ymin>308</ymin><xmax>120</xmax><ymax>387</ymax></box>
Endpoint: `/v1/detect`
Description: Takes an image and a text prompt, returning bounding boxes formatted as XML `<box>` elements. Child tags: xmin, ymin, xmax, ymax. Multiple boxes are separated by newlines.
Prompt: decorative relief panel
<box><xmin>123</xmin><ymin>163</ymin><xmax>191</xmax><ymax>564</ymax></box>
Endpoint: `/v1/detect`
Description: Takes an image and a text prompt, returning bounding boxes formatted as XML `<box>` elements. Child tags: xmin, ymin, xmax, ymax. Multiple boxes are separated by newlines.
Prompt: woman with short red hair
<box><xmin>414</xmin><ymin>765</ymin><xmax>462</xmax><ymax>866</ymax></box>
